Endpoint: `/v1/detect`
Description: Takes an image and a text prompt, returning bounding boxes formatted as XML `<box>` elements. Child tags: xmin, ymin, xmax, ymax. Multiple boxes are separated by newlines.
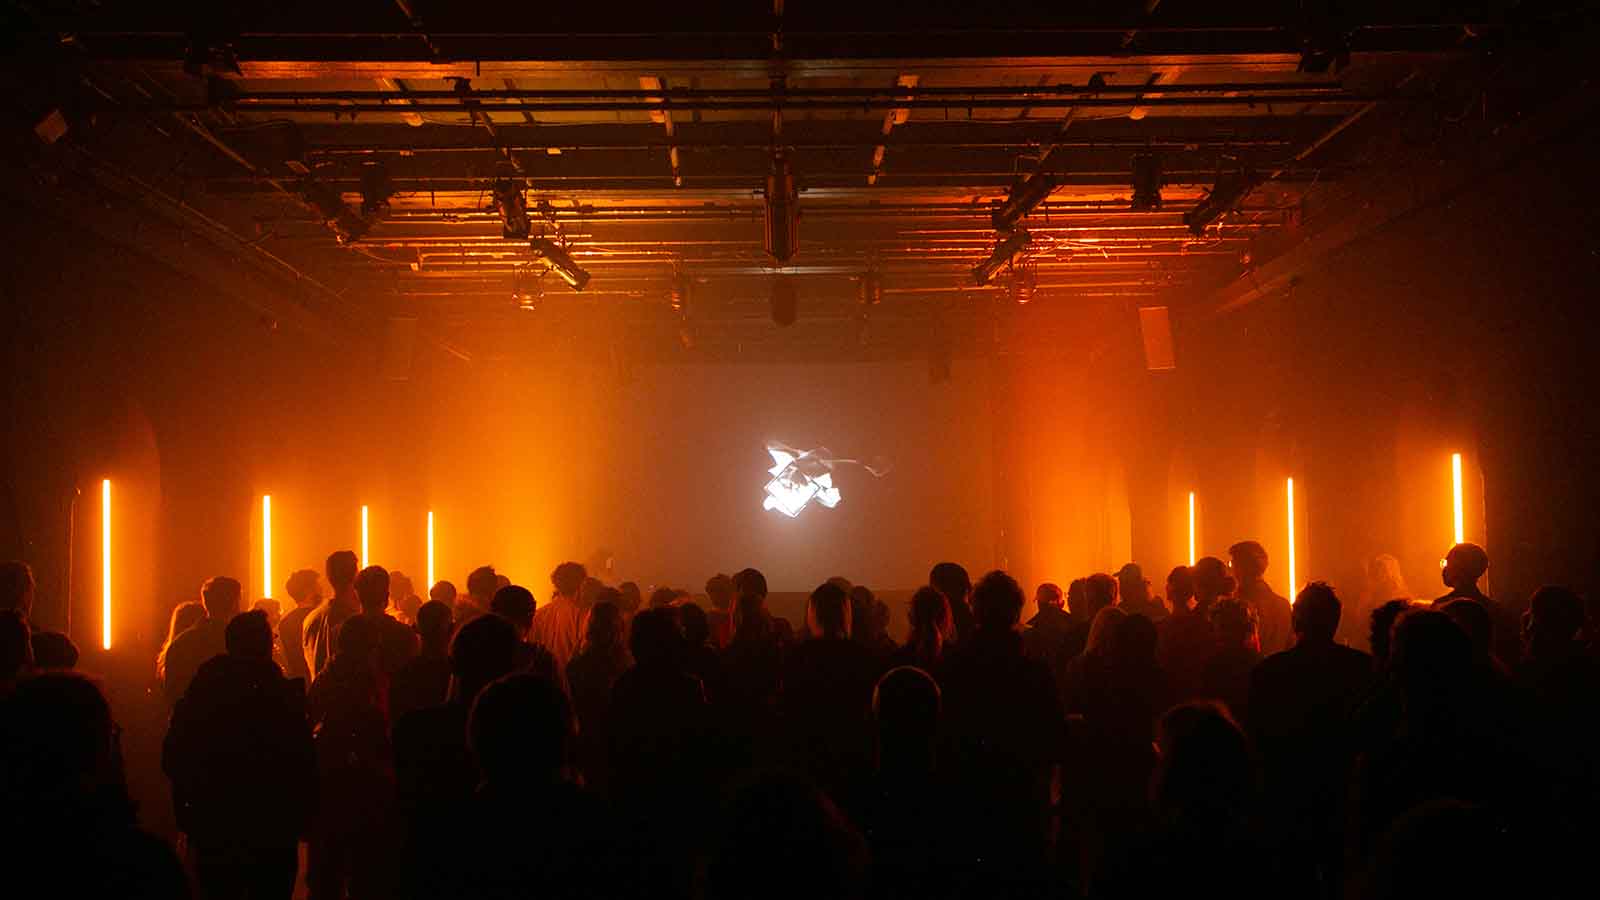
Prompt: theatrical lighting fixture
<box><xmin>361</xmin><ymin>505</ymin><xmax>370</xmax><ymax>568</ymax></box>
<box><xmin>770</xmin><ymin>275</ymin><xmax>798</xmax><ymax>327</ymax></box>
<box><xmin>101</xmin><ymin>479</ymin><xmax>111</xmax><ymax>650</ymax></box>
<box><xmin>359</xmin><ymin>162</ymin><xmax>393</xmax><ymax>217</ymax></box>
<box><xmin>493</xmin><ymin>179</ymin><xmax>531</xmax><ymax>239</ymax></box>
<box><xmin>1130</xmin><ymin>153</ymin><xmax>1163</xmax><ymax>211</ymax></box>
<box><xmin>530</xmin><ymin>237</ymin><xmax>591</xmax><ymax>291</ymax></box>
<box><xmin>1451</xmin><ymin>453</ymin><xmax>1465</xmax><ymax>545</ymax></box>
<box><xmin>764</xmin><ymin>151</ymin><xmax>800</xmax><ymax>263</ymax></box>
<box><xmin>1009</xmin><ymin>259</ymin><xmax>1037</xmax><ymax>306</ymax></box>
<box><xmin>972</xmin><ymin>227</ymin><xmax>1031</xmax><ymax>286</ymax></box>
<box><xmin>1183</xmin><ymin>169</ymin><xmax>1258</xmax><ymax>236</ymax></box>
<box><xmin>991</xmin><ymin>170</ymin><xmax>1057</xmax><ymax>233</ymax></box>
<box><xmin>299</xmin><ymin>178</ymin><xmax>369</xmax><ymax>245</ymax></box>
<box><xmin>426</xmin><ymin>511</ymin><xmax>435</xmax><ymax>589</ymax></box>
<box><xmin>1187</xmin><ymin>491</ymin><xmax>1197</xmax><ymax>566</ymax></box>
<box><xmin>1286</xmin><ymin>478</ymin><xmax>1297</xmax><ymax>600</ymax></box>
<box><xmin>262</xmin><ymin>495</ymin><xmax>272</xmax><ymax>600</ymax></box>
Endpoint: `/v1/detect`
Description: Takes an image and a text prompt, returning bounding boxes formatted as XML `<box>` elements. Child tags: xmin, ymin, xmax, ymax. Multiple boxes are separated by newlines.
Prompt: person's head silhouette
<box><xmin>680</xmin><ymin>602</ymin><xmax>711</xmax><ymax>647</ymax></box>
<box><xmin>1390</xmin><ymin>610</ymin><xmax>1473</xmax><ymax>716</ymax></box>
<box><xmin>415</xmin><ymin>599</ymin><xmax>453</xmax><ymax>654</ymax></box>
<box><xmin>908</xmin><ymin>586</ymin><xmax>950</xmax><ymax>639</ymax></box>
<box><xmin>448</xmin><ymin>613</ymin><xmax>519</xmax><ymax>704</ymax></box>
<box><xmin>1151</xmin><ymin>701</ymin><xmax>1257</xmax><ymax>827</ymax></box>
<box><xmin>1083</xmin><ymin>573</ymin><xmax>1118</xmax><ymax>619</ymax></box>
<box><xmin>1191</xmin><ymin>557</ymin><xmax>1234</xmax><ymax>609</ymax></box>
<box><xmin>225</xmin><ymin>609</ymin><xmax>274</xmax><ymax>660</ymax></box>
<box><xmin>630</xmin><ymin>607</ymin><xmax>683</xmax><ymax>666</ymax></box>
<box><xmin>1165</xmin><ymin>566</ymin><xmax>1195</xmax><ymax>613</ymax></box>
<box><xmin>354</xmin><ymin>566</ymin><xmax>390</xmax><ymax>616</ymax></box>
<box><xmin>466</xmin><ymin>566</ymin><xmax>499</xmax><ymax>605</ymax></box>
<box><xmin>1370</xmin><ymin>600</ymin><xmax>1412</xmax><ymax>665</ymax></box>
<box><xmin>1035</xmin><ymin>582</ymin><xmax>1064</xmax><ymax>610</ymax></box>
<box><xmin>971</xmin><ymin>570</ymin><xmax>1025</xmax><ymax>632</ymax></box>
<box><xmin>0</xmin><ymin>561</ymin><xmax>36</xmax><ymax>619</ymax></box>
<box><xmin>2</xmin><ymin>672</ymin><xmax>131</xmax><ymax>823</ymax></box>
<box><xmin>429</xmin><ymin>579</ymin><xmax>458</xmax><ymax>607</ymax></box>
<box><xmin>469</xmin><ymin>673</ymin><xmax>574</xmax><ymax>788</ymax></box>
<box><xmin>490</xmin><ymin>584</ymin><xmax>537</xmax><ymax>637</ymax></box>
<box><xmin>1524</xmin><ymin>585</ymin><xmax>1584</xmax><ymax>659</ymax></box>
<box><xmin>1228</xmin><ymin>541</ymin><xmax>1270</xmax><ymax>585</ymax></box>
<box><xmin>1085</xmin><ymin>607</ymin><xmax>1127</xmax><ymax>658</ymax></box>
<box><xmin>873</xmin><ymin>666</ymin><xmax>940</xmax><ymax>774</ymax></box>
<box><xmin>733</xmin><ymin>568</ymin><xmax>768</xmax><ymax>603</ymax></box>
<box><xmin>649</xmin><ymin>586</ymin><xmax>678</xmax><ymax>609</ymax></box>
<box><xmin>705</xmin><ymin>574</ymin><xmax>735</xmax><ymax>612</ymax></box>
<box><xmin>929</xmin><ymin>562</ymin><xmax>971</xmax><ymax>614</ymax></box>
<box><xmin>585</xmin><ymin>601</ymin><xmax>626</xmax><ymax>651</ymax></box>
<box><xmin>732</xmin><ymin>592</ymin><xmax>771</xmax><ymax>641</ymax></box>
<box><xmin>326</xmin><ymin>550</ymin><xmax>359</xmax><ymax>600</ymax></box>
<box><xmin>618</xmin><ymin>581</ymin><xmax>643</xmax><ymax>614</ymax></box>
<box><xmin>201</xmin><ymin>576</ymin><xmax>243</xmax><ymax>622</ymax></box>
<box><xmin>1291</xmin><ymin>581</ymin><xmax>1341</xmax><ymax>645</ymax></box>
<box><xmin>285</xmin><ymin>569</ymin><xmax>322</xmax><ymax>609</ymax></box>
<box><xmin>807</xmin><ymin>582</ymin><xmax>851</xmax><ymax>639</ymax></box>
<box><xmin>550</xmin><ymin>562</ymin><xmax>587</xmax><ymax>601</ymax></box>
<box><xmin>1440</xmin><ymin>543</ymin><xmax>1489</xmax><ymax>593</ymax></box>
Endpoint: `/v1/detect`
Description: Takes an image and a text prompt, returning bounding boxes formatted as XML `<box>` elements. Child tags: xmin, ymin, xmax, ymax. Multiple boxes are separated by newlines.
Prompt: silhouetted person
<box><xmin>1349</xmin><ymin>599</ymin><xmax>1414</xmax><ymax>757</ymax></box>
<box><xmin>704</xmin><ymin>573</ymin><xmax>735</xmax><ymax>647</ymax></box>
<box><xmin>393</xmin><ymin>614</ymin><xmax>519</xmax><ymax>899</ymax></box>
<box><xmin>0</xmin><ymin>559</ymin><xmax>72</xmax><ymax>671</ymax></box>
<box><xmin>782</xmin><ymin>582</ymin><xmax>883</xmax><ymax>794</ymax></box>
<box><xmin>1165</xmin><ymin>565</ymin><xmax>1195</xmax><ymax>614</ymax></box>
<box><xmin>459</xmin><ymin>565</ymin><xmax>498</xmax><ymax>626</ymax></box>
<box><xmin>277</xmin><ymin>568</ymin><xmax>321</xmax><ymax>681</ymax></box>
<box><xmin>163</xmin><ymin>576</ymin><xmax>243</xmax><ymax>706</ymax></box>
<box><xmin>0</xmin><ymin>609</ymin><xmax>31</xmax><ymax>691</ymax></box>
<box><xmin>388</xmin><ymin>570</ymin><xmax>420</xmax><ymax>625</ymax></box>
<box><xmin>305</xmin><ymin>615</ymin><xmax>393</xmax><ymax>900</ymax></box>
<box><xmin>937</xmin><ymin>570</ymin><xmax>1062</xmax><ymax>889</ymax></box>
<box><xmin>532</xmin><ymin>561</ymin><xmax>588</xmax><ymax>672</ymax></box>
<box><xmin>3</xmin><ymin>673</ymin><xmax>189</xmax><ymax>898</ymax></box>
<box><xmin>1022</xmin><ymin>581</ymin><xmax>1072</xmax><ymax>666</ymax></box>
<box><xmin>1061</xmin><ymin>573</ymin><xmax>1118</xmax><ymax>665</ymax></box>
<box><xmin>1116</xmin><ymin>562</ymin><xmax>1165</xmax><ymax>621</ymax></box>
<box><xmin>489</xmin><ymin>583</ymin><xmax>561</xmax><ymax>684</ymax></box>
<box><xmin>567</xmin><ymin>599</ymin><xmax>631</xmax><ymax>790</ymax></box>
<box><xmin>1059</xmin><ymin>606</ymin><xmax>1127</xmax><ymax>715</ymax></box>
<box><xmin>679</xmin><ymin>601</ymin><xmax>725</xmax><ymax>703</ymax></box>
<box><xmin>302</xmin><ymin>550</ymin><xmax>360</xmax><ymax>683</ymax></box>
<box><xmin>851</xmin><ymin>585</ymin><xmax>896</xmax><ymax>658</ymax></box>
<box><xmin>929</xmin><ymin>562</ymin><xmax>975</xmax><ymax>644</ymax></box>
<box><xmin>451</xmin><ymin>673</ymin><xmax>611</xmax><ymax>900</ymax></box>
<box><xmin>1248</xmin><ymin>581</ymin><xmax>1372</xmax><ymax>887</ymax></box>
<box><xmin>428</xmin><ymin>578</ymin><xmax>457</xmax><ymax>612</ymax></box>
<box><xmin>389</xmin><ymin>599</ymin><xmax>454</xmax><ymax>724</ymax></box>
<box><xmin>349</xmin><ymin>564</ymin><xmax>419</xmax><ymax>678</ymax></box>
<box><xmin>158</xmin><ymin>600</ymin><xmax>206</xmax><ymax>686</ymax></box>
<box><xmin>1159</xmin><ymin>557</ymin><xmax>1229</xmax><ymax>699</ymax></box>
<box><xmin>1199</xmin><ymin>598</ymin><xmax>1260</xmax><ymax>722</ymax></box>
<box><xmin>31</xmin><ymin>628</ymin><xmax>78</xmax><ymax>669</ymax></box>
<box><xmin>649</xmin><ymin>586</ymin><xmax>678</xmax><ymax>609</ymax></box>
<box><xmin>618</xmin><ymin>580</ymin><xmax>643</xmax><ymax>618</ymax></box>
<box><xmin>163</xmin><ymin>610</ymin><xmax>314</xmax><ymax>900</ymax></box>
<box><xmin>1515</xmin><ymin>586</ymin><xmax>1600</xmax><ymax>799</ymax></box>
<box><xmin>892</xmin><ymin>585</ymin><xmax>951</xmax><ymax>672</ymax></box>
<box><xmin>719</xmin><ymin>587</ymin><xmax>784</xmax><ymax>772</ymax></box>
<box><xmin>1345</xmin><ymin>553</ymin><xmax>1411</xmax><ymax>649</ymax></box>
<box><xmin>1433</xmin><ymin>542</ymin><xmax>1519</xmax><ymax>665</ymax></box>
<box><xmin>855</xmin><ymin>666</ymin><xmax>967</xmax><ymax>900</ymax></box>
<box><xmin>703</xmin><ymin>772</ymin><xmax>869</xmax><ymax>900</ymax></box>
<box><xmin>1230</xmin><ymin>541</ymin><xmax>1292</xmax><ymax>655</ymax></box>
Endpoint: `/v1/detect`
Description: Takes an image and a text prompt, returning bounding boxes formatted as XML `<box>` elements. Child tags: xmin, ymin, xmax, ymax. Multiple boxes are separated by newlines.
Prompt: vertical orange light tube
<box><xmin>1451</xmin><ymin>452</ymin><xmax>1465</xmax><ymax>545</ymax></box>
<box><xmin>1286</xmin><ymin>477</ymin><xmax>1297</xmax><ymax>601</ymax></box>
<box><xmin>101</xmin><ymin>479</ymin><xmax>111</xmax><ymax>650</ymax></box>
<box><xmin>262</xmin><ymin>495</ymin><xmax>273</xmax><ymax>600</ymax></box>
<box><xmin>426</xmin><ymin>511</ymin><xmax>435</xmax><ymax>588</ymax></box>
<box><xmin>1187</xmin><ymin>491</ymin><xmax>1197</xmax><ymax>566</ymax></box>
<box><xmin>361</xmin><ymin>505</ymin><xmax>370</xmax><ymax>568</ymax></box>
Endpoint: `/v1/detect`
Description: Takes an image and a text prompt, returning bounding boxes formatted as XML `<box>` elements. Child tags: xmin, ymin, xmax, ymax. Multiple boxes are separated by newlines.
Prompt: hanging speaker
<box><xmin>380</xmin><ymin>316</ymin><xmax>418</xmax><ymax>381</ymax></box>
<box><xmin>1138</xmin><ymin>306</ymin><xmax>1176</xmax><ymax>371</ymax></box>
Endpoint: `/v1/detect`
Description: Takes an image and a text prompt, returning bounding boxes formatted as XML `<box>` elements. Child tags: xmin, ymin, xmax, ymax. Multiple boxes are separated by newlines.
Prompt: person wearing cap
<box><xmin>1115</xmin><ymin>563</ymin><xmax>1166</xmax><ymax>622</ymax></box>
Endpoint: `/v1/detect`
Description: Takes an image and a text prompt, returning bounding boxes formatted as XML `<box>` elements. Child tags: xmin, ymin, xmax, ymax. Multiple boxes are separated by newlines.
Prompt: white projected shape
<box><xmin>763</xmin><ymin>444</ymin><xmax>843</xmax><ymax>518</ymax></box>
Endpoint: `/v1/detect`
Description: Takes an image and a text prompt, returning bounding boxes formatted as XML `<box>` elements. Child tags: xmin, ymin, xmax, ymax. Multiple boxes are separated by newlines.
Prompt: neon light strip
<box><xmin>1451</xmin><ymin>453</ymin><xmax>1465</xmax><ymax>545</ymax></box>
<box><xmin>262</xmin><ymin>495</ymin><xmax>273</xmax><ymax>599</ymax></box>
<box><xmin>102</xmin><ymin>479</ymin><xmax>111</xmax><ymax>650</ymax></box>
<box><xmin>1286</xmin><ymin>477</ymin><xmax>1297</xmax><ymax>601</ymax></box>
<box><xmin>1187</xmin><ymin>491</ymin><xmax>1196</xmax><ymax>566</ymax></box>
<box><xmin>361</xmin><ymin>505</ymin><xmax>370</xmax><ymax>568</ymax></box>
<box><xmin>426</xmin><ymin>511</ymin><xmax>435</xmax><ymax>588</ymax></box>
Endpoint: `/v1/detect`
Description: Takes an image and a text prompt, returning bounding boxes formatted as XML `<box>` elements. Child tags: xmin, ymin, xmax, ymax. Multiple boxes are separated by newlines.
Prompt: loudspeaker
<box><xmin>380</xmin><ymin>316</ymin><xmax>417</xmax><ymax>381</ymax></box>
<box><xmin>1138</xmin><ymin>306</ymin><xmax>1176</xmax><ymax>371</ymax></box>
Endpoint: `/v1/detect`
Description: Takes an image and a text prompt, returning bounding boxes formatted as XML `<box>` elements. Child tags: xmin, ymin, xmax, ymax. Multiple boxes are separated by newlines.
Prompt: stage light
<box><xmin>1188</xmin><ymin>491</ymin><xmax>1196</xmax><ymax>566</ymax></box>
<box><xmin>1130</xmin><ymin>153</ymin><xmax>1163</xmax><ymax>211</ymax></box>
<box><xmin>101</xmin><ymin>479</ymin><xmax>111</xmax><ymax>650</ymax></box>
<box><xmin>770</xmin><ymin>275</ymin><xmax>798</xmax><ymax>327</ymax></box>
<box><xmin>262</xmin><ymin>495</ymin><xmax>272</xmax><ymax>600</ymax></box>
<box><xmin>493</xmin><ymin>178</ymin><xmax>531</xmax><ymax>239</ymax></box>
<box><xmin>426</xmin><ymin>510</ymin><xmax>435</xmax><ymax>589</ymax></box>
<box><xmin>991</xmin><ymin>171</ymin><xmax>1057</xmax><ymax>233</ymax></box>
<box><xmin>530</xmin><ymin>237</ymin><xmax>591</xmax><ymax>291</ymax></box>
<box><xmin>972</xmin><ymin>228</ymin><xmax>1031</xmax><ymax>286</ymax></box>
<box><xmin>1452</xmin><ymin>453</ymin><xmax>1465</xmax><ymax>545</ymax></box>
<box><xmin>1183</xmin><ymin>168</ymin><xmax>1258</xmax><ymax>236</ymax></box>
<box><xmin>764</xmin><ymin>151</ymin><xmax>800</xmax><ymax>263</ymax></box>
<box><xmin>1286</xmin><ymin>478</ymin><xmax>1297</xmax><ymax>601</ymax></box>
<box><xmin>361</xmin><ymin>505</ymin><xmax>370</xmax><ymax>567</ymax></box>
<box><xmin>298</xmin><ymin>178</ymin><xmax>369</xmax><ymax>245</ymax></box>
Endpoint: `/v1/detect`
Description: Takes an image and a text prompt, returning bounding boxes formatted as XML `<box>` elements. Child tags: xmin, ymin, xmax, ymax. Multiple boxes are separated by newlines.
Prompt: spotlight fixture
<box><xmin>1183</xmin><ymin>168</ymin><xmax>1258</xmax><ymax>236</ymax></box>
<box><xmin>770</xmin><ymin>275</ymin><xmax>798</xmax><ymax>327</ymax></box>
<box><xmin>971</xmin><ymin>227</ymin><xmax>1031</xmax><ymax>286</ymax></box>
<box><xmin>764</xmin><ymin>151</ymin><xmax>799</xmax><ymax>263</ymax></box>
<box><xmin>493</xmin><ymin>179</ymin><xmax>531</xmax><ymax>239</ymax></box>
<box><xmin>991</xmin><ymin>170</ymin><xmax>1057</xmax><ymax>233</ymax></box>
<box><xmin>298</xmin><ymin>178</ymin><xmax>369</xmax><ymax>245</ymax></box>
<box><xmin>530</xmin><ymin>237</ymin><xmax>591</xmax><ymax>291</ymax></box>
<box><xmin>359</xmin><ymin>162</ymin><xmax>393</xmax><ymax>217</ymax></box>
<box><xmin>1009</xmin><ymin>259</ymin><xmax>1037</xmax><ymax>306</ymax></box>
<box><xmin>1129</xmin><ymin>153</ymin><xmax>1163</xmax><ymax>211</ymax></box>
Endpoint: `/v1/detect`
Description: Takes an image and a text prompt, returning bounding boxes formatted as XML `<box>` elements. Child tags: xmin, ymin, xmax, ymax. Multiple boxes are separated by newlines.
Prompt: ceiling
<box><xmin>3</xmin><ymin>3</ymin><xmax>1530</xmax><ymax>363</ymax></box>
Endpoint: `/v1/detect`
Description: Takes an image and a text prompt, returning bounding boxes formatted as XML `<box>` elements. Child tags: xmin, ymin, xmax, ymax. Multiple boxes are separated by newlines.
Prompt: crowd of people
<box><xmin>2</xmin><ymin>538</ymin><xmax>1598</xmax><ymax>899</ymax></box>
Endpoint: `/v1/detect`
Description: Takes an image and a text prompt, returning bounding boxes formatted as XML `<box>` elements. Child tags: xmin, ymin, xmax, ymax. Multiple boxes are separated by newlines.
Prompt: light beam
<box><xmin>101</xmin><ymin>479</ymin><xmax>111</xmax><ymax>650</ymax></box>
<box><xmin>1187</xmin><ymin>491</ymin><xmax>1196</xmax><ymax>566</ymax></box>
<box><xmin>1451</xmin><ymin>452</ymin><xmax>1465</xmax><ymax>545</ymax></box>
<box><xmin>262</xmin><ymin>495</ymin><xmax>273</xmax><ymax>599</ymax></box>
<box><xmin>361</xmin><ymin>505</ymin><xmax>370</xmax><ymax>567</ymax></box>
<box><xmin>1286</xmin><ymin>477</ymin><xmax>1297</xmax><ymax>601</ymax></box>
<box><xmin>426</xmin><ymin>510</ymin><xmax>435</xmax><ymax>589</ymax></box>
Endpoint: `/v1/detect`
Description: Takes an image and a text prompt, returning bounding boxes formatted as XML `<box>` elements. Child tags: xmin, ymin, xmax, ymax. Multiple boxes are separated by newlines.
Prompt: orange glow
<box><xmin>1286</xmin><ymin>477</ymin><xmax>1297</xmax><ymax>601</ymax></box>
<box><xmin>426</xmin><ymin>510</ymin><xmax>435</xmax><ymax>588</ymax></box>
<box><xmin>262</xmin><ymin>495</ymin><xmax>272</xmax><ymax>599</ymax></box>
<box><xmin>361</xmin><ymin>505</ymin><xmax>370</xmax><ymax>568</ymax></box>
<box><xmin>1187</xmin><ymin>491</ymin><xmax>1196</xmax><ymax>566</ymax></box>
<box><xmin>101</xmin><ymin>479</ymin><xmax>111</xmax><ymax>650</ymax></box>
<box><xmin>1451</xmin><ymin>452</ymin><xmax>1465</xmax><ymax>545</ymax></box>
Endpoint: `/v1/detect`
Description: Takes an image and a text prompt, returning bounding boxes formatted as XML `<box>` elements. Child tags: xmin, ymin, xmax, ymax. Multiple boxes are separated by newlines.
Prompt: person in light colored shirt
<box><xmin>530</xmin><ymin>561</ymin><xmax>589</xmax><ymax>672</ymax></box>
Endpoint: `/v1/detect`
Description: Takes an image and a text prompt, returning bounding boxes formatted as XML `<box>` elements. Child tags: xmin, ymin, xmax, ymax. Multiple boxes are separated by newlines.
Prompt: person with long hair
<box><xmin>156</xmin><ymin>600</ymin><xmax>205</xmax><ymax>685</ymax></box>
<box><xmin>892</xmin><ymin>586</ymin><xmax>952</xmax><ymax>672</ymax></box>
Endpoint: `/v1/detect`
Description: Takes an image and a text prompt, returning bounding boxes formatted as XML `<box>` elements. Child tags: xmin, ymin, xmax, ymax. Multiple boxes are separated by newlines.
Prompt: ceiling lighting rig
<box><xmin>1184</xmin><ymin>163</ymin><xmax>1260</xmax><ymax>236</ymax></box>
